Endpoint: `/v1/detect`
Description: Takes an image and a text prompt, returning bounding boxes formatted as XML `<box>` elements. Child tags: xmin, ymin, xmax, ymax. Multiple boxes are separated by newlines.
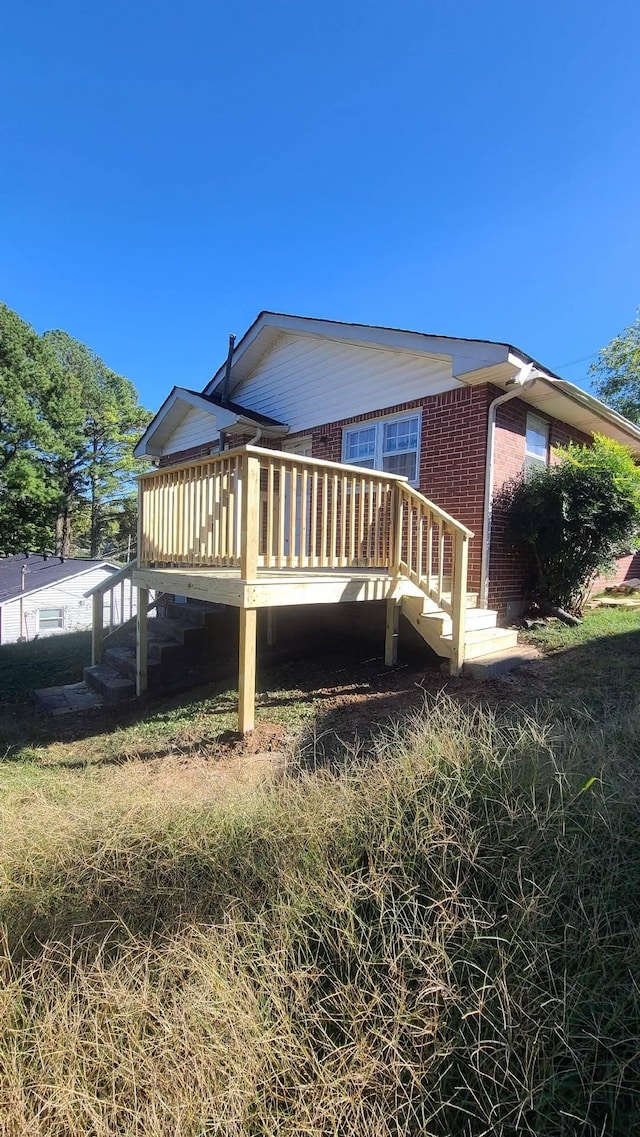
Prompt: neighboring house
<box><xmin>0</xmin><ymin>555</ymin><xmax>131</xmax><ymax>645</ymax></box>
<box><xmin>135</xmin><ymin>312</ymin><xmax>640</xmax><ymax>616</ymax></box>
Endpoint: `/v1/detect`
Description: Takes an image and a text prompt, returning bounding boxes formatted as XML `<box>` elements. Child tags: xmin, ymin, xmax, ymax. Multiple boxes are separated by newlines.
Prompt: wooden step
<box><xmin>418</xmin><ymin>607</ymin><xmax>499</xmax><ymax>636</ymax></box>
<box><xmin>444</xmin><ymin>627</ymin><xmax>520</xmax><ymax>661</ymax></box>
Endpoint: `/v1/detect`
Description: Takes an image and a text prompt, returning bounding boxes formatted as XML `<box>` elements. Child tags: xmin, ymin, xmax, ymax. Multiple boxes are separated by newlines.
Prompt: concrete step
<box><xmin>84</xmin><ymin>663</ymin><xmax>135</xmax><ymax>703</ymax></box>
<box><xmin>165</xmin><ymin>599</ymin><xmax>225</xmax><ymax>626</ymax></box>
<box><xmin>34</xmin><ymin>681</ymin><xmax>105</xmax><ymax>716</ymax></box>
<box><xmin>149</xmin><ymin>617</ymin><xmax>208</xmax><ymax>646</ymax></box>
<box><xmin>463</xmin><ymin>644</ymin><xmax>544</xmax><ymax>678</ymax></box>
<box><xmin>128</xmin><ymin>633</ymin><xmax>188</xmax><ymax>664</ymax></box>
<box><xmin>104</xmin><ymin>645</ymin><xmax>163</xmax><ymax>687</ymax></box>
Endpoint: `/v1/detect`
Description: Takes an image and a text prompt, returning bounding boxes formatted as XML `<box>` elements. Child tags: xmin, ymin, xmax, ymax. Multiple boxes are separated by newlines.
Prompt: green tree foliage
<box><xmin>504</xmin><ymin>435</ymin><xmax>640</xmax><ymax>614</ymax></box>
<box><xmin>590</xmin><ymin>309</ymin><xmax>640</xmax><ymax>422</ymax></box>
<box><xmin>0</xmin><ymin>304</ymin><xmax>64</xmax><ymax>553</ymax></box>
<box><xmin>0</xmin><ymin>304</ymin><xmax>150</xmax><ymax>558</ymax></box>
<box><xmin>44</xmin><ymin>331</ymin><xmax>152</xmax><ymax>557</ymax></box>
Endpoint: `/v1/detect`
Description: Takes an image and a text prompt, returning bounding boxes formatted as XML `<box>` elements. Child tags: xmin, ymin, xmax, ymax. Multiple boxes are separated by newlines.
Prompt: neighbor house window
<box><xmin>343</xmin><ymin>413</ymin><xmax>421</xmax><ymax>485</ymax></box>
<box><xmin>525</xmin><ymin>413</ymin><xmax>549</xmax><ymax>475</ymax></box>
<box><xmin>38</xmin><ymin>607</ymin><xmax>64</xmax><ymax>631</ymax></box>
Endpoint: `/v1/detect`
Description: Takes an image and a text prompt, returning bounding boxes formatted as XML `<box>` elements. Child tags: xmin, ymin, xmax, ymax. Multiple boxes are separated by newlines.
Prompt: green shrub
<box><xmin>504</xmin><ymin>434</ymin><xmax>640</xmax><ymax>614</ymax></box>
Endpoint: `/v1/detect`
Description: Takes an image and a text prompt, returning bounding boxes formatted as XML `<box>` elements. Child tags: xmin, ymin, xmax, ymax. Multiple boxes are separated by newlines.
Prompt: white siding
<box><xmin>0</xmin><ymin>567</ymin><xmax>135</xmax><ymax>645</ymax></box>
<box><xmin>160</xmin><ymin>406</ymin><xmax>219</xmax><ymax>457</ymax></box>
<box><xmin>231</xmin><ymin>332</ymin><xmax>462</xmax><ymax>433</ymax></box>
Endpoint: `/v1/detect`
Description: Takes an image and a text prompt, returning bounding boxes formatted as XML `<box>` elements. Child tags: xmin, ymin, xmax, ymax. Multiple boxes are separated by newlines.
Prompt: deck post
<box><xmin>241</xmin><ymin>453</ymin><xmax>260</xmax><ymax>580</ymax></box>
<box><xmin>238</xmin><ymin>607</ymin><xmax>257</xmax><ymax>734</ymax></box>
<box><xmin>449</xmin><ymin>532</ymin><xmax>469</xmax><ymax>677</ymax></box>
<box><xmin>384</xmin><ymin>597</ymin><xmax>401</xmax><ymax>666</ymax></box>
<box><xmin>92</xmin><ymin>591</ymin><xmax>104</xmax><ymax>665</ymax></box>
<box><xmin>391</xmin><ymin>483</ymin><xmax>403</xmax><ymax>576</ymax></box>
<box><xmin>136</xmin><ymin>586</ymin><xmax>149</xmax><ymax>695</ymax></box>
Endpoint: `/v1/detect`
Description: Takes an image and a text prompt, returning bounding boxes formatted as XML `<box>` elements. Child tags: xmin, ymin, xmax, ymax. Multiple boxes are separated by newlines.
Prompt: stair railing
<box><xmin>87</xmin><ymin>560</ymin><xmax>144</xmax><ymax>666</ymax></box>
<box><xmin>393</xmin><ymin>483</ymin><xmax>473</xmax><ymax>675</ymax></box>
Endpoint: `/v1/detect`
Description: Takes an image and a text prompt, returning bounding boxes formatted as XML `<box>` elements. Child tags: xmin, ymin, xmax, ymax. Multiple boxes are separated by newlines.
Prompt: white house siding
<box><xmin>0</xmin><ymin>566</ymin><xmax>134</xmax><ymax>645</ymax></box>
<box><xmin>229</xmin><ymin>332</ymin><xmax>463</xmax><ymax>434</ymax></box>
<box><xmin>160</xmin><ymin>406</ymin><xmax>219</xmax><ymax>457</ymax></box>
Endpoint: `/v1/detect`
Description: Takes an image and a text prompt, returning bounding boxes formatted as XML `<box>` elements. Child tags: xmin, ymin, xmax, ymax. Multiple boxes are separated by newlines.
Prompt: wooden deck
<box><xmin>132</xmin><ymin>565</ymin><xmax>404</xmax><ymax>608</ymax></box>
<box><xmin>94</xmin><ymin>445</ymin><xmax>478</xmax><ymax>733</ymax></box>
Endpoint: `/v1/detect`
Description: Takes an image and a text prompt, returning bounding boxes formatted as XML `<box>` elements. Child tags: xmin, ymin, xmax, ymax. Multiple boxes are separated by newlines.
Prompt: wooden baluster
<box><xmin>339</xmin><ymin>475</ymin><xmax>347</xmax><ymax>567</ymax></box>
<box><xmin>330</xmin><ymin>474</ymin><xmax>338</xmax><ymax>567</ymax></box>
<box><xmin>320</xmin><ymin>471</ymin><xmax>328</xmax><ymax>567</ymax></box>
<box><xmin>437</xmin><ymin>523</ymin><xmax>445</xmax><ymax>603</ymax></box>
<box><xmin>349</xmin><ymin>478</ymin><xmax>357</xmax><ymax>565</ymax></box>
<box><xmin>366</xmin><ymin>478</ymin><xmax>374</xmax><ymax>565</ymax></box>
<box><xmin>310</xmin><ymin>469</ymin><xmax>318</xmax><ymax>567</ymax></box>
<box><xmin>288</xmin><ymin>465</ymin><xmax>297</xmax><ymax>567</ymax></box>
<box><xmin>416</xmin><ymin>511</ymin><xmax>424</xmax><ymax>586</ymax></box>
<box><xmin>277</xmin><ymin>463</ymin><xmax>286</xmax><ymax>568</ymax></box>
<box><xmin>92</xmin><ymin>591</ymin><xmax>103</xmax><ymax>665</ymax></box>
<box><xmin>266</xmin><ymin>461</ymin><xmax>274</xmax><ymax>567</ymax></box>
<box><xmin>299</xmin><ymin>467</ymin><xmax>308</xmax><ymax>568</ymax></box>
<box><xmin>407</xmin><ymin>499</ymin><xmax>414</xmax><ymax>580</ymax></box>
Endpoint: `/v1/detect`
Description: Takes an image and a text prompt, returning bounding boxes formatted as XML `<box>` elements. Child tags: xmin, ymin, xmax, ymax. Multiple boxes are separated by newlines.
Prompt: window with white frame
<box><xmin>342</xmin><ymin>413</ymin><xmax>421</xmax><ymax>485</ymax></box>
<box><xmin>38</xmin><ymin>607</ymin><xmax>64</xmax><ymax>631</ymax></box>
<box><xmin>525</xmin><ymin>413</ymin><xmax>549</xmax><ymax>475</ymax></box>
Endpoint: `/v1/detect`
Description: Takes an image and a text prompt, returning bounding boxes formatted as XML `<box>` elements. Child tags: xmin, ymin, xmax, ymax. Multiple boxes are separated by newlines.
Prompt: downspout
<box><xmin>479</xmin><ymin>364</ymin><xmax>538</xmax><ymax>609</ymax></box>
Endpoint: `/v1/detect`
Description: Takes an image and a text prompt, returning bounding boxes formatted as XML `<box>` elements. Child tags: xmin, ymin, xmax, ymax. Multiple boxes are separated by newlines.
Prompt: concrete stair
<box><xmin>82</xmin><ymin>601</ymin><xmax>225</xmax><ymax>705</ymax></box>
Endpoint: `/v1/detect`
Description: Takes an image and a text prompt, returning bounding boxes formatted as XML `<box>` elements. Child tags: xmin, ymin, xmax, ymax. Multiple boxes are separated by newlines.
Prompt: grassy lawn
<box><xmin>1</xmin><ymin>612</ymin><xmax>639</xmax><ymax>1135</ymax></box>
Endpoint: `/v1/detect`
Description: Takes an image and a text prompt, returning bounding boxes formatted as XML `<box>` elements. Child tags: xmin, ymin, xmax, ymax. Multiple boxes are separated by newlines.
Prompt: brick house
<box><xmin>135</xmin><ymin>312</ymin><xmax>640</xmax><ymax>617</ymax></box>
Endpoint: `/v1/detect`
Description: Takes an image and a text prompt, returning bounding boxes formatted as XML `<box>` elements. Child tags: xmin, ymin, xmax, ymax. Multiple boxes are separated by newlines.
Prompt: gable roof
<box><xmin>203</xmin><ymin>311</ymin><xmax>640</xmax><ymax>454</ymax></box>
<box><xmin>0</xmin><ymin>556</ymin><xmax>118</xmax><ymax>606</ymax></box>
<box><xmin>133</xmin><ymin>386</ymin><xmax>287</xmax><ymax>459</ymax></box>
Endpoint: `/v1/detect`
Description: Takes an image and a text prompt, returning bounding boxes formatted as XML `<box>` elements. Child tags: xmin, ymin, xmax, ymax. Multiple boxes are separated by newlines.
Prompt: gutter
<box><xmin>479</xmin><ymin>364</ymin><xmax>538</xmax><ymax>609</ymax></box>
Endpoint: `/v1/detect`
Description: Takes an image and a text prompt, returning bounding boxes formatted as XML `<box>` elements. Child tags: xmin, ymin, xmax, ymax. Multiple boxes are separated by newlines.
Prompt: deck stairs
<box><xmin>397</xmin><ymin>581</ymin><xmax>519</xmax><ymax>665</ymax></box>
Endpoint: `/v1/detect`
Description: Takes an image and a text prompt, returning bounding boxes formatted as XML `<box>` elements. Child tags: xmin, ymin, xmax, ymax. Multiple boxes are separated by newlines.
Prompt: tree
<box><xmin>0</xmin><ymin>304</ymin><xmax>65</xmax><ymax>553</ymax></box>
<box><xmin>44</xmin><ymin>331</ymin><xmax>152</xmax><ymax>558</ymax></box>
<box><xmin>590</xmin><ymin>310</ymin><xmax>640</xmax><ymax>423</ymax></box>
<box><xmin>0</xmin><ymin>303</ymin><xmax>151</xmax><ymax>558</ymax></box>
<box><xmin>504</xmin><ymin>435</ymin><xmax>640</xmax><ymax>615</ymax></box>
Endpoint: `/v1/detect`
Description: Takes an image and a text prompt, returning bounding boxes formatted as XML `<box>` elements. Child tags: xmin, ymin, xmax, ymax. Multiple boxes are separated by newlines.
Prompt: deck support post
<box><xmin>136</xmin><ymin>586</ymin><xmax>149</xmax><ymax>695</ymax></box>
<box><xmin>92</xmin><ymin>591</ymin><xmax>104</xmax><ymax>666</ymax></box>
<box><xmin>266</xmin><ymin>607</ymin><xmax>276</xmax><ymax>647</ymax></box>
<box><xmin>449</xmin><ymin>532</ymin><xmax>469</xmax><ymax>677</ymax></box>
<box><xmin>238</xmin><ymin>607</ymin><xmax>257</xmax><ymax>734</ymax></box>
<box><xmin>384</xmin><ymin>597</ymin><xmax>401</xmax><ymax>666</ymax></box>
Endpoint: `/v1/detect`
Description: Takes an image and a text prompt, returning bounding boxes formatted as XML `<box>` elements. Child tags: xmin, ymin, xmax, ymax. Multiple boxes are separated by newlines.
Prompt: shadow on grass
<box><xmin>2</xmin><ymin>613</ymin><xmax>640</xmax><ymax>771</ymax></box>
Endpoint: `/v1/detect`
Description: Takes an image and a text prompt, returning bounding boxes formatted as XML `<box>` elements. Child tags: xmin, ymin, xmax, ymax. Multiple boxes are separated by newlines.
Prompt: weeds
<box><xmin>1</xmin><ymin>694</ymin><xmax>638</xmax><ymax>1135</ymax></box>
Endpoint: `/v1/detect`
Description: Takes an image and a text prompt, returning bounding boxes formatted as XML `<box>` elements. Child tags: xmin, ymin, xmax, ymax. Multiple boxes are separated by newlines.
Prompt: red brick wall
<box><xmin>288</xmin><ymin>386</ymin><xmax>492</xmax><ymax>593</ymax></box>
<box><xmin>591</xmin><ymin>551</ymin><xmax>640</xmax><ymax>594</ymax></box>
<box><xmin>487</xmin><ymin>391</ymin><xmax>591</xmax><ymax>613</ymax></box>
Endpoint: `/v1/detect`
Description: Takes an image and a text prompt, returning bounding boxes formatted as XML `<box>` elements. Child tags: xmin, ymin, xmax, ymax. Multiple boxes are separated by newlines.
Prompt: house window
<box><xmin>343</xmin><ymin>413</ymin><xmax>421</xmax><ymax>485</ymax></box>
<box><xmin>525</xmin><ymin>413</ymin><xmax>549</xmax><ymax>475</ymax></box>
<box><xmin>38</xmin><ymin>607</ymin><xmax>64</xmax><ymax>631</ymax></box>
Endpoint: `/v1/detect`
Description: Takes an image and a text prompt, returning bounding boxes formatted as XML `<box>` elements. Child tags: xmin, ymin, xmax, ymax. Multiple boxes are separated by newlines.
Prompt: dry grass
<box><xmin>1</xmin><ymin>693</ymin><xmax>639</xmax><ymax>1136</ymax></box>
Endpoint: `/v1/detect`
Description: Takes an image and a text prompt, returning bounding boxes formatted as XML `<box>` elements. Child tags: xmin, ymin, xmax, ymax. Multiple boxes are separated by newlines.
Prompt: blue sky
<box><xmin>1</xmin><ymin>0</ymin><xmax>638</xmax><ymax>410</ymax></box>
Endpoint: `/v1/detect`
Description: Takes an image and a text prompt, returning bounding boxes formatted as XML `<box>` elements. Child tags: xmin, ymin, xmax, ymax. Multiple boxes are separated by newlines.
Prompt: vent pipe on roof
<box><xmin>221</xmin><ymin>333</ymin><xmax>236</xmax><ymax>406</ymax></box>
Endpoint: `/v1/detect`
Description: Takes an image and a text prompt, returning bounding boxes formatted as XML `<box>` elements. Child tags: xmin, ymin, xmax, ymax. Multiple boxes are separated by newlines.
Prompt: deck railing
<box><xmin>138</xmin><ymin>445</ymin><xmax>473</xmax><ymax>669</ymax></box>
